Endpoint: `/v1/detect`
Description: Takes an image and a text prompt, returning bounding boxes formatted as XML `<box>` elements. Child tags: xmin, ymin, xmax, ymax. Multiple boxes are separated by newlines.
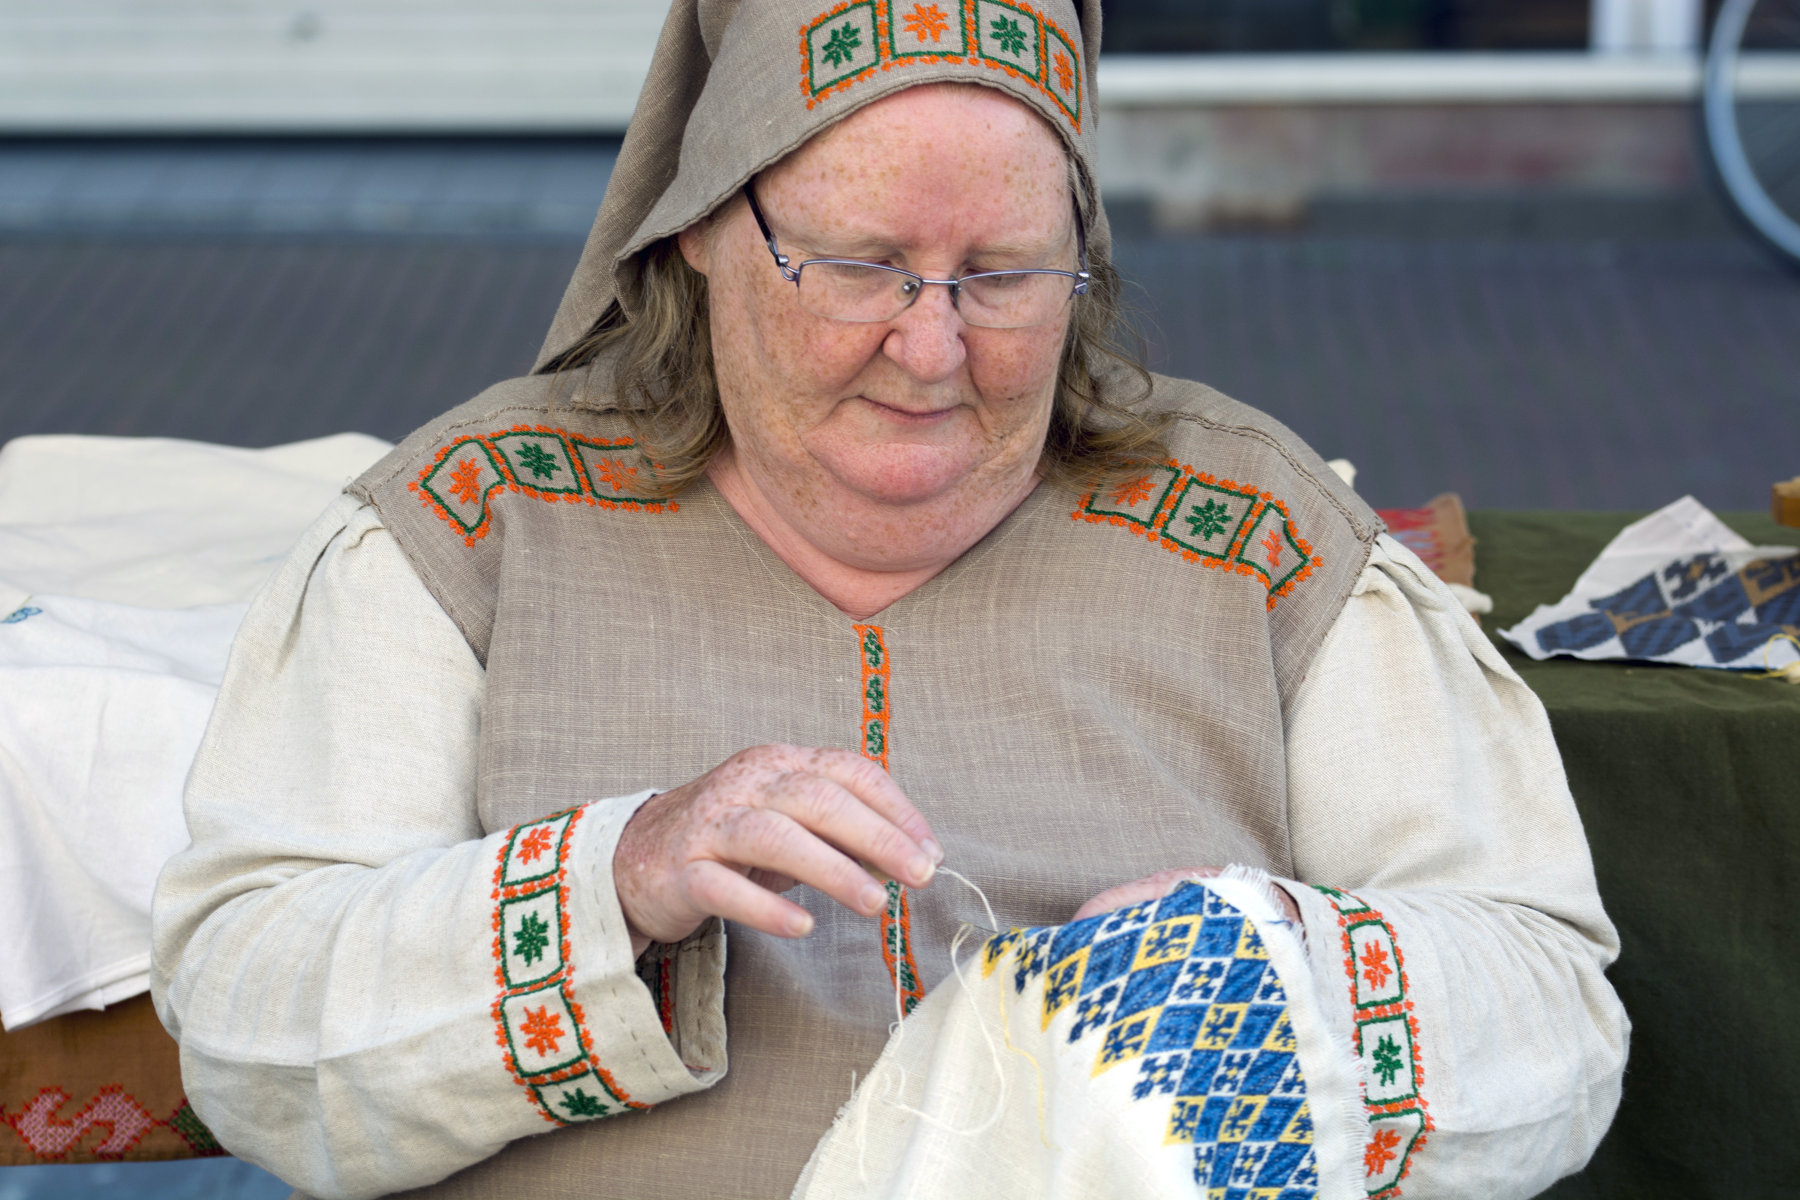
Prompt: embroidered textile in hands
<box><xmin>791</xmin><ymin>868</ymin><xmax>1364</xmax><ymax>1200</ymax></box>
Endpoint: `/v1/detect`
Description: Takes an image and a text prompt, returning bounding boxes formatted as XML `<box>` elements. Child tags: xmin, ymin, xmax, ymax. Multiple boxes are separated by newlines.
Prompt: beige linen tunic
<box><xmin>152</xmin><ymin>377</ymin><xmax>1627</xmax><ymax>1200</ymax></box>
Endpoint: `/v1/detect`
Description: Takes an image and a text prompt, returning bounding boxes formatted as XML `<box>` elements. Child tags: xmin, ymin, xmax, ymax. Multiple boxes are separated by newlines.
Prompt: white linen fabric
<box><xmin>152</xmin><ymin>494</ymin><xmax>1626</xmax><ymax>1200</ymax></box>
<box><xmin>0</xmin><ymin>432</ymin><xmax>392</xmax><ymax>1030</ymax></box>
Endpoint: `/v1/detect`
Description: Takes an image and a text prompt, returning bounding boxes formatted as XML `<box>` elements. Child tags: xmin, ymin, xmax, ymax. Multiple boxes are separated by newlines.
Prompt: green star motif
<box><xmin>821</xmin><ymin>21</ymin><xmax>863</xmax><ymax>67</ymax></box>
<box><xmin>1371</xmin><ymin>1033</ymin><xmax>1406</xmax><ymax>1087</ymax></box>
<box><xmin>1185</xmin><ymin>498</ymin><xmax>1232</xmax><ymax>541</ymax></box>
<box><xmin>514</xmin><ymin>441</ymin><xmax>561</xmax><ymax>480</ymax></box>
<box><xmin>513</xmin><ymin>911</ymin><xmax>552</xmax><ymax>966</ymax></box>
<box><xmin>559</xmin><ymin>1088</ymin><xmax>608</xmax><ymax>1118</ymax></box>
<box><xmin>990</xmin><ymin>16</ymin><xmax>1028</xmax><ymax>57</ymax></box>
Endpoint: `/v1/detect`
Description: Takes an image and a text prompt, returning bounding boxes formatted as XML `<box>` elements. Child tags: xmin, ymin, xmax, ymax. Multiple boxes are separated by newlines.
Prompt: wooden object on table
<box><xmin>1775</xmin><ymin>478</ymin><xmax>1800</xmax><ymax>529</ymax></box>
<box><xmin>0</xmin><ymin>993</ymin><xmax>223</xmax><ymax>1164</ymax></box>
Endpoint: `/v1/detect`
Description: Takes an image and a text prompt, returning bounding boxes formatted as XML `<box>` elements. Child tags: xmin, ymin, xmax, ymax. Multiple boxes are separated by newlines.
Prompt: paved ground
<box><xmin>2</xmin><ymin>141</ymin><xmax>1793</xmax><ymax>512</ymax></box>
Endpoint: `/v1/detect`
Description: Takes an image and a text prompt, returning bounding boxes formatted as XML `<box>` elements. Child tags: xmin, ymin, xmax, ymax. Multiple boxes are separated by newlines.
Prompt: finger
<box><xmin>785</xmin><ymin>748</ymin><xmax>942</xmax><ymax>867</ymax></box>
<box><xmin>683</xmin><ymin>860</ymin><xmax>817</xmax><ymax>939</ymax></box>
<box><xmin>716</xmin><ymin>807</ymin><xmax>891</xmax><ymax>919</ymax></box>
<box><xmin>763</xmin><ymin>771</ymin><xmax>936</xmax><ymax>890</ymax></box>
<box><xmin>1072</xmin><ymin>868</ymin><xmax>1223</xmax><ymax>922</ymax></box>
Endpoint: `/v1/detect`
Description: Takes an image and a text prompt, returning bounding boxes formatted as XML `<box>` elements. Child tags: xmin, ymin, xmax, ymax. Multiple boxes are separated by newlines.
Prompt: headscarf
<box><xmin>533</xmin><ymin>0</ymin><xmax>1107</xmax><ymax>372</ymax></box>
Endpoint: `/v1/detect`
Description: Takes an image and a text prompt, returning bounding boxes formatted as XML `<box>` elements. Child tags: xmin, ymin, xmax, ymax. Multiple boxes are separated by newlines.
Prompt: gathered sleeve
<box><xmin>150</xmin><ymin>494</ymin><xmax>726</xmax><ymax>1200</ymax></box>
<box><xmin>1281</xmin><ymin>534</ymin><xmax>1629</xmax><ymax>1200</ymax></box>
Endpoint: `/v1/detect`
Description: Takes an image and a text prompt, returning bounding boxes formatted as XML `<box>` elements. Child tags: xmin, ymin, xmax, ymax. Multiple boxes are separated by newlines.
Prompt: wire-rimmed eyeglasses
<box><xmin>745</xmin><ymin>185</ymin><xmax>1089</xmax><ymax>330</ymax></box>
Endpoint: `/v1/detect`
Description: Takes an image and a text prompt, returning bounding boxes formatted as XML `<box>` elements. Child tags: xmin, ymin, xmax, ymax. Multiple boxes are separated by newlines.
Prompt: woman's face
<box><xmin>681</xmin><ymin>84</ymin><xmax>1077</xmax><ymax>575</ymax></box>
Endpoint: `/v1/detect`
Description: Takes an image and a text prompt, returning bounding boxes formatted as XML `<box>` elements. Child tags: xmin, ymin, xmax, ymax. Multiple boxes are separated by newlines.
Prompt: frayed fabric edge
<box><xmin>1210</xmin><ymin>865</ymin><xmax>1367</xmax><ymax>1200</ymax></box>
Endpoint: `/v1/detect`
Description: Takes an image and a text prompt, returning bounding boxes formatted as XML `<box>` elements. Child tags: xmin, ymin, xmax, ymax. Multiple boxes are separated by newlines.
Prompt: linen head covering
<box><xmin>534</xmin><ymin>0</ymin><xmax>1106</xmax><ymax>371</ymax></box>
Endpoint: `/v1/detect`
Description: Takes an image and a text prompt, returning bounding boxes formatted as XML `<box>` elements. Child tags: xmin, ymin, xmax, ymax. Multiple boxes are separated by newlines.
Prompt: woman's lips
<box><xmin>858</xmin><ymin>395</ymin><xmax>957</xmax><ymax>424</ymax></box>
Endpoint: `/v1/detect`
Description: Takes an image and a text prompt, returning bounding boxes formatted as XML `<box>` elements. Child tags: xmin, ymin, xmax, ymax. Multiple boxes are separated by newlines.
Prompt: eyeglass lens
<box><xmin>796</xmin><ymin>261</ymin><xmax>1076</xmax><ymax>329</ymax></box>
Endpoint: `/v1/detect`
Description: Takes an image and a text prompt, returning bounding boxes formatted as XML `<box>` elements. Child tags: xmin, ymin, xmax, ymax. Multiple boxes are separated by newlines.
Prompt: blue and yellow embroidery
<box><xmin>410</xmin><ymin>425</ymin><xmax>676</xmax><ymax>547</ymax></box>
<box><xmin>1074</xmin><ymin>460</ymin><xmax>1320</xmax><ymax>611</ymax></box>
<box><xmin>984</xmin><ymin>882</ymin><xmax>1319</xmax><ymax>1196</ymax></box>
<box><xmin>490</xmin><ymin>808</ymin><xmax>644</xmax><ymax>1125</ymax></box>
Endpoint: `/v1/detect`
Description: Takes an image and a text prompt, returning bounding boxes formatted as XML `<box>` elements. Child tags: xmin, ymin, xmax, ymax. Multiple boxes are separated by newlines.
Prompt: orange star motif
<box><xmin>519</xmin><ymin>1004</ymin><xmax>565</xmax><ymax>1057</ymax></box>
<box><xmin>1109</xmin><ymin>474</ymin><xmax>1154</xmax><ymax>508</ymax></box>
<box><xmin>593</xmin><ymin>457</ymin><xmax>639</xmax><ymax>494</ymax></box>
<box><xmin>904</xmin><ymin>2</ymin><xmax>950</xmax><ymax>43</ymax></box>
<box><xmin>447</xmin><ymin>456</ymin><xmax>483</xmax><ymax>505</ymax></box>
<box><xmin>1053</xmin><ymin>49</ymin><xmax>1074</xmax><ymax>94</ymax></box>
<box><xmin>1359</xmin><ymin>940</ymin><xmax>1394</xmax><ymax>992</ymax></box>
<box><xmin>1263</xmin><ymin>526</ymin><xmax>1285</xmax><ymax>568</ymax></box>
<box><xmin>517</xmin><ymin>826</ymin><xmax>555</xmax><ymax>864</ymax></box>
<box><xmin>1364</xmin><ymin>1126</ymin><xmax>1402</xmax><ymax>1176</ymax></box>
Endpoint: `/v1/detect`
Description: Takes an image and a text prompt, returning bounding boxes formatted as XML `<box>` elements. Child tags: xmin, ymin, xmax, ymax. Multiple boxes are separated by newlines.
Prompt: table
<box><xmin>1473</xmin><ymin>511</ymin><xmax>1800</xmax><ymax>1200</ymax></box>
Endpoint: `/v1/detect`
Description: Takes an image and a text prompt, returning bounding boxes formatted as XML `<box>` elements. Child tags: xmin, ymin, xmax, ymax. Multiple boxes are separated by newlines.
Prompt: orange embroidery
<box><xmin>1073</xmin><ymin>460</ymin><xmax>1321</xmax><ymax>612</ymax></box>
<box><xmin>1109</xmin><ymin>474</ymin><xmax>1155</xmax><ymax>508</ymax></box>
<box><xmin>1313</xmin><ymin>887</ymin><xmax>1433</xmax><ymax>1198</ymax></box>
<box><xmin>411</xmin><ymin>425</ymin><xmax>678</xmax><ymax>548</ymax></box>
<box><xmin>798</xmin><ymin>0</ymin><xmax>1081</xmax><ymax>133</ymax></box>
<box><xmin>517</xmin><ymin>826</ymin><xmax>555</xmax><ymax>864</ymax></box>
<box><xmin>1052</xmin><ymin>47</ymin><xmax>1074</xmax><ymax>93</ymax></box>
<box><xmin>852</xmin><ymin>624</ymin><xmax>925</xmax><ymax>1015</ymax></box>
<box><xmin>446</xmin><ymin>456</ymin><xmax>484</xmax><ymax>506</ymax></box>
<box><xmin>1359</xmin><ymin>939</ymin><xmax>1393</xmax><ymax>992</ymax></box>
<box><xmin>591</xmin><ymin>456</ymin><xmax>639</xmax><ymax>494</ymax></box>
<box><xmin>491</xmin><ymin>808</ymin><xmax>647</xmax><ymax>1126</ymax></box>
<box><xmin>1364</xmin><ymin>1126</ymin><xmax>1402</xmax><ymax>1177</ymax></box>
<box><xmin>904</xmin><ymin>2</ymin><xmax>950</xmax><ymax>41</ymax></box>
<box><xmin>519</xmin><ymin>1005</ymin><xmax>566</xmax><ymax>1057</ymax></box>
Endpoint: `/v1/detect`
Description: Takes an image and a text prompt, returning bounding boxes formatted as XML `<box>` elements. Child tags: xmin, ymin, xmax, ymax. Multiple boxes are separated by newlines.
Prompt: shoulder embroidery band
<box><xmin>1073</xmin><ymin>461</ymin><xmax>1320</xmax><ymax>612</ymax></box>
<box><xmin>801</xmin><ymin>0</ymin><xmax>1082</xmax><ymax>130</ymax></box>
<box><xmin>852</xmin><ymin>624</ymin><xmax>925</xmax><ymax>1015</ymax></box>
<box><xmin>1312</xmin><ymin>887</ymin><xmax>1432</xmax><ymax>1199</ymax></box>
<box><xmin>982</xmin><ymin>882</ymin><xmax>1321</xmax><ymax>1195</ymax></box>
<box><xmin>410</xmin><ymin>425</ymin><xmax>677</xmax><ymax>547</ymax></box>
<box><xmin>490</xmin><ymin>807</ymin><xmax>645</xmax><ymax>1125</ymax></box>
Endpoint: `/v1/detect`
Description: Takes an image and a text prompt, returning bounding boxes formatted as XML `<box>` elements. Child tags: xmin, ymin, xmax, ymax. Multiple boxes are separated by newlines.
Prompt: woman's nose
<box><xmin>881</xmin><ymin>282</ymin><xmax>967</xmax><ymax>382</ymax></box>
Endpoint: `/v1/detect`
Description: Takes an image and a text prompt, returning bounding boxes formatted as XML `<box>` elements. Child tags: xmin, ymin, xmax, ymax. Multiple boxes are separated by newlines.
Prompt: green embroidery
<box><xmin>821</xmin><ymin>21</ymin><xmax>863</xmax><ymax>66</ymax></box>
<box><xmin>989</xmin><ymin>15</ymin><xmax>1028</xmax><ymax>56</ymax></box>
<box><xmin>560</xmin><ymin>1089</ymin><xmax>608</xmax><ymax>1117</ymax></box>
<box><xmin>515</xmin><ymin>441</ymin><xmax>562</xmax><ymax>481</ymax></box>
<box><xmin>865</xmin><ymin>674</ymin><xmax>885</xmax><ymax>714</ymax></box>
<box><xmin>865</xmin><ymin>718</ymin><xmax>886</xmax><ymax>757</ymax></box>
<box><xmin>862</xmin><ymin>629</ymin><xmax>884</xmax><ymax>669</ymax></box>
<box><xmin>1186</xmin><ymin>498</ymin><xmax>1232</xmax><ymax>541</ymax></box>
<box><xmin>1372</xmin><ymin>1033</ymin><xmax>1405</xmax><ymax>1087</ymax></box>
<box><xmin>513</xmin><ymin>911</ymin><xmax>552</xmax><ymax>966</ymax></box>
<box><xmin>167</xmin><ymin>1100</ymin><xmax>225</xmax><ymax>1156</ymax></box>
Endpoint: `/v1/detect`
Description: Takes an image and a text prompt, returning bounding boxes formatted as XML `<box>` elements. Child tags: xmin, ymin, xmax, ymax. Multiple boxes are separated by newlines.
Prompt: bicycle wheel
<box><xmin>1704</xmin><ymin>0</ymin><xmax>1800</xmax><ymax>265</ymax></box>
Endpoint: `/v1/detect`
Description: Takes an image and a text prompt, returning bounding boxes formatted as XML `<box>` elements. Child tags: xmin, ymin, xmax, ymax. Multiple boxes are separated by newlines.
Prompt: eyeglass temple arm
<box><xmin>744</xmin><ymin>186</ymin><xmax>800</xmax><ymax>282</ymax></box>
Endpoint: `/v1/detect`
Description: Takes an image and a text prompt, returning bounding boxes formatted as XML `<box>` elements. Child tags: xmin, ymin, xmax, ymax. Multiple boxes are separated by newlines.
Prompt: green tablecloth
<box><xmin>1468</xmin><ymin>512</ymin><xmax>1800</xmax><ymax>1200</ymax></box>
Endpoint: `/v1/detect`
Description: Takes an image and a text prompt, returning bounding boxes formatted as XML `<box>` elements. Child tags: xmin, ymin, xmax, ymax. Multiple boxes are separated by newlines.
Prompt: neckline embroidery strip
<box><xmin>853</xmin><ymin>623</ymin><xmax>925</xmax><ymax>1015</ymax></box>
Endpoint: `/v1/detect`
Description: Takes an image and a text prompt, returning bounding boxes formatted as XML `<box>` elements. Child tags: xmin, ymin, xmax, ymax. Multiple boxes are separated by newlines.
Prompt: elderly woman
<box><xmin>151</xmin><ymin>2</ymin><xmax>1626</xmax><ymax>1198</ymax></box>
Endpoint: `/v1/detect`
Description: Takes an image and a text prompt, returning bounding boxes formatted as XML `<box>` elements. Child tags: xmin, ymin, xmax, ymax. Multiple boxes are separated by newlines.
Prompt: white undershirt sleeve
<box><xmin>1281</xmin><ymin>534</ymin><xmax>1629</xmax><ymax>1200</ymax></box>
<box><xmin>151</xmin><ymin>494</ymin><xmax>725</xmax><ymax>1200</ymax></box>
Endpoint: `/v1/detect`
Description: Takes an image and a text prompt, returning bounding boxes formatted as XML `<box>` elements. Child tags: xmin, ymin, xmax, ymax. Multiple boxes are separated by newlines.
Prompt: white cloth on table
<box><xmin>0</xmin><ymin>432</ymin><xmax>391</xmax><ymax>1030</ymax></box>
<box><xmin>152</xmin><ymin>493</ymin><xmax>1626</xmax><ymax>1200</ymax></box>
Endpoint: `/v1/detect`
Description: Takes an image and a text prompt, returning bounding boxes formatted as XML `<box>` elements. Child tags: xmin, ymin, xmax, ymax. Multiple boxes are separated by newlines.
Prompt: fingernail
<box><xmin>908</xmin><ymin>856</ymin><xmax>935</xmax><ymax>886</ymax></box>
<box><xmin>861</xmin><ymin>884</ymin><xmax>888</xmax><ymax>913</ymax></box>
<box><xmin>790</xmin><ymin>911</ymin><xmax>815</xmax><ymax>937</ymax></box>
<box><xmin>922</xmin><ymin>838</ymin><xmax>944</xmax><ymax>865</ymax></box>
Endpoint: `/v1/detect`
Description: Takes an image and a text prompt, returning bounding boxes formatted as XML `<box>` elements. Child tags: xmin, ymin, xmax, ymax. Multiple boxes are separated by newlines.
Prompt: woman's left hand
<box><xmin>1073</xmin><ymin>867</ymin><xmax>1302</xmax><ymax>926</ymax></box>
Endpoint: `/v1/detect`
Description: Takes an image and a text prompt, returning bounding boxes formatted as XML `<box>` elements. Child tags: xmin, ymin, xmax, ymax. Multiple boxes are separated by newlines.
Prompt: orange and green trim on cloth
<box><xmin>853</xmin><ymin>624</ymin><xmax>925</xmax><ymax>1015</ymax></box>
<box><xmin>410</xmin><ymin>425</ymin><xmax>677</xmax><ymax>547</ymax></box>
<box><xmin>490</xmin><ymin>807</ymin><xmax>646</xmax><ymax>1125</ymax></box>
<box><xmin>800</xmin><ymin>0</ymin><xmax>1082</xmax><ymax>130</ymax></box>
<box><xmin>1073</xmin><ymin>459</ymin><xmax>1321</xmax><ymax>611</ymax></box>
<box><xmin>1313</xmin><ymin>885</ymin><xmax>1433</xmax><ymax>1199</ymax></box>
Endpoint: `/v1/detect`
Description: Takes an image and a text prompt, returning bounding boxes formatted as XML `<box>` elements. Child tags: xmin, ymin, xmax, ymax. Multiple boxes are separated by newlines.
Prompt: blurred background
<box><xmin>0</xmin><ymin>3</ymin><xmax>1796</xmax><ymax>1197</ymax></box>
<box><xmin>0</xmin><ymin>0</ymin><xmax>1795</xmax><ymax>514</ymax></box>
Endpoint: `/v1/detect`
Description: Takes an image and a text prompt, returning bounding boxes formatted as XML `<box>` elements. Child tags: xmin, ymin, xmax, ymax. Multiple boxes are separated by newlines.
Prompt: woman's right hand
<box><xmin>611</xmin><ymin>745</ymin><xmax>942</xmax><ymax>956</ymax></box>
